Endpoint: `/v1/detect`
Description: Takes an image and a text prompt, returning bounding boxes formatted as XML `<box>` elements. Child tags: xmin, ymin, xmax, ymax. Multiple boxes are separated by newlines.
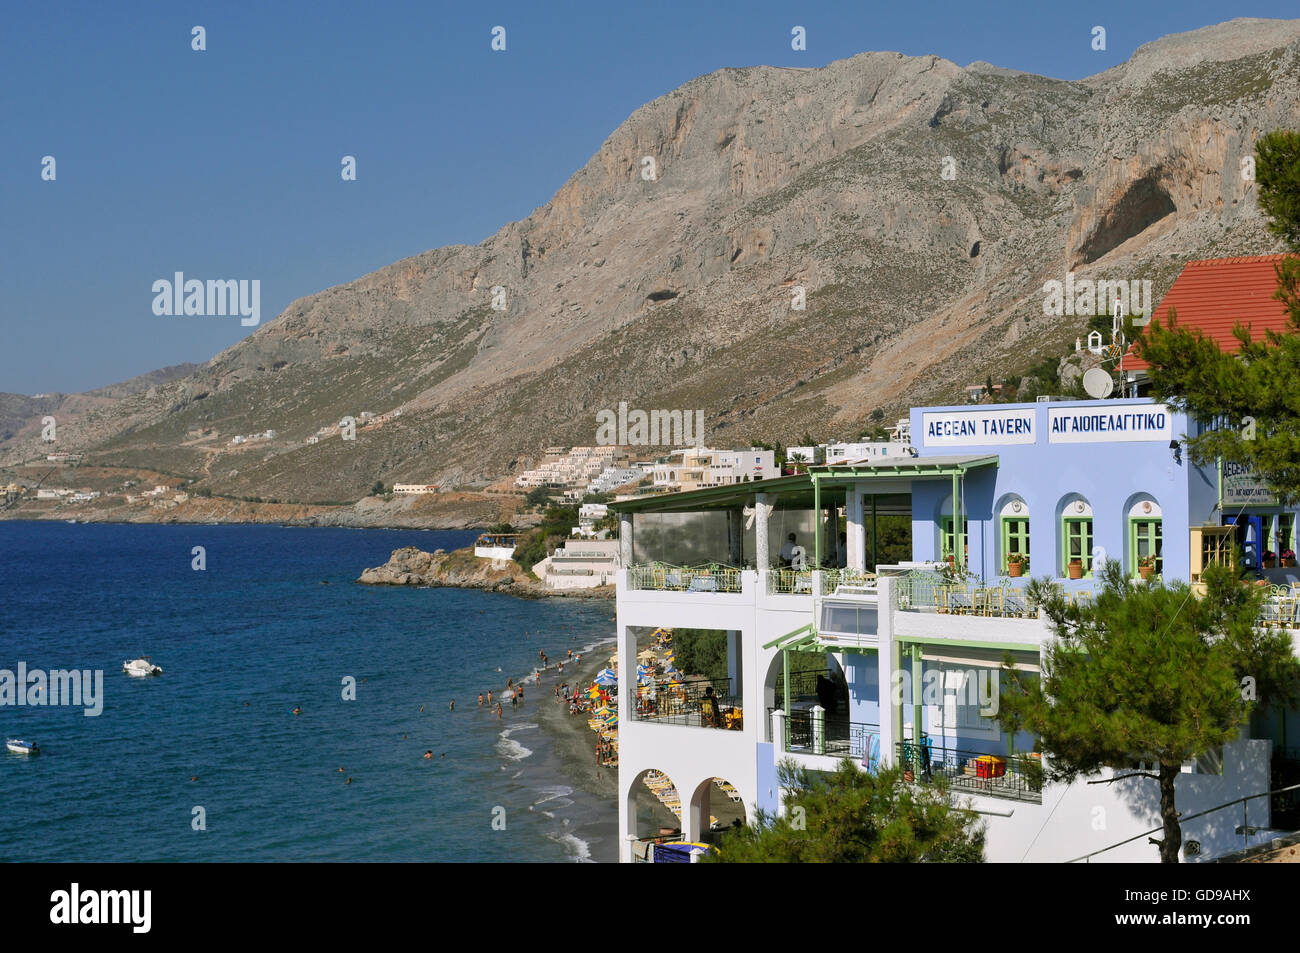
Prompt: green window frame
<box><xmin>941</xmin><ymin>517</ymin><xmax>969</xmax><ymax>562</ymax></box>
<box><xmin>1062</xmin><ymin>517</ymin><xmax>1093</xmax><ymax>577</ymax></box>
<box><xmin>1275</xmin><ymin>514</ymin><xmax>1295</xmax><ymax>556</ymax></box>
<box><xmin>1129</xmin><ymin>518</ymin><xmax>1163</xmax><ymax>576</ymax></box>
<box><xmin>1001</xmin><ymin>517</ymin><xmax>1030</xmax><ymax>572</ymax></box>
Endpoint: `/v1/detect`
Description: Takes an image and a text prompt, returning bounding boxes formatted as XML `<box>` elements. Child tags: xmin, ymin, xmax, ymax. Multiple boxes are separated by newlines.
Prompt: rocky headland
<box><xmin>357</xmin><ymin>546</ymin><xmax>614</xmax><ymax>600</ymax></box>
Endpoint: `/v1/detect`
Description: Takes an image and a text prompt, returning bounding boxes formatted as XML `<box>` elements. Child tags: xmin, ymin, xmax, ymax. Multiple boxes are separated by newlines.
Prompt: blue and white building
<box><xmin>611</xmin><ymin>397</ymin><xmax>1300</xmax><ymax>862</ymax></box>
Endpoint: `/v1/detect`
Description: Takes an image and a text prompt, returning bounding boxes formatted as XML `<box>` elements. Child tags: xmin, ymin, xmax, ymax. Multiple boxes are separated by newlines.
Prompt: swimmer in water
<box><xmin>419</xmin><ymin>705</ymin><xmax>424</xmax><ymax>712</ymax></box>
<box><xmin>478</xmin><ymin>693</ymin><xmax>484</xmax><ymax>706</ymax></box>
<box><xmin>449</xmin><ymin>699</ymin><xmax>455</xmax><ymax>711</ymax></box>
<box><xmin>496</xmin><ymin>702</ymin><xmax>503</xmax><ymax>719</ymax></box>
<box><xmin>423</xmin><ymin>750</ymin><xmax>433</xmax><ymax>760</ymax></box>
<box><xmin>292</xmin><ymin>706</ymin><xmax>301</xmax><ymax>715</ymax></box>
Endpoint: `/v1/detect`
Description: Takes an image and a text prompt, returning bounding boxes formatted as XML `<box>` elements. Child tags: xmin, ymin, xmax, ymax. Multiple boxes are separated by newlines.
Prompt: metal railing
<box><xmin>820</xmin><ymin>569</ymin><xmax>878</xmax><ymax>595</ymax></box>
<box><xmin>1258</xmin><ymin>591</ymin><xmax>1300</xmax><ymax>628</ymax></box>
<box><xmin>633</xmin><ymin>677</ymin><xmax>742</xmax><ymax>730</ymax></box>
<box><xmin>896</xmin><ymin>572</ymin><xmax>1048</xmax><ymax>619</ymax></box>
<box><xmin>626</xmin><ymin>563</ymin><xmax>743</xmax><ymax>593</ymax></box>
<box><xmin>780</xmin><ymin>708</ymin><xmax>880</xmax><ymax>760</ymax></box>
<box><xmin>767</xmin><ymin>569</ymin><xmax>815</xmax><ymax>594</ymax></box>
<box><xmin>896</xmin><ymin>740</ymin><xmax>1044</xmax><ymax>804</ymax></box>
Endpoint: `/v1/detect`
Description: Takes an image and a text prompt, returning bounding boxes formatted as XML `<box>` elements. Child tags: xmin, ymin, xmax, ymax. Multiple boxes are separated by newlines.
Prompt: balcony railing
<box><xmin>897</xmin><ymin>572</ymin><xmax>1053</xmax><ymax>619</ymax></box>
<box><xmin>820</xmin><ymin>569</ymin><xmax>878</xmax><ymax>595</ymax></box>
<box><xmin>779</xmin><ymin>708</ymin><xmax>880</xmax><ymax>761</ymax></box>
<box><xmin>1258</xmin><ymin>588</ymin><xmax>1300</xmax><ymax>628</ymax></box>
<box><xmin>897</xmin><ymin>740</ymin><xmax>1043</xmax><ymax>804</ymax></box>
<box><xmin>767</xmin><ymin>569</ymin><xmax>815</xmax><ymax>594</ymax></box>
<box><xmin>626</xmin><ymin>563</ymin><xmax>743</xmax><ymax>593</ymax></box>
<box><xmin>632</xmin><ymin>677</ymin><xmax>742</xmax><ymax>730</ymax></box>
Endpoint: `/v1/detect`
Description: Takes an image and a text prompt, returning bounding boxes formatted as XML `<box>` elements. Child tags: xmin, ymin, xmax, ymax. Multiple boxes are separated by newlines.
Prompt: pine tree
<box><xmin>706</xmin><ymin>758</ymin><xmax>985</xmax><ymax>862</ymax></box>
<box><xmin>1000</xmin><ymin>561</ymin><xmax>1299</xmax><ymax>862</ymax></box>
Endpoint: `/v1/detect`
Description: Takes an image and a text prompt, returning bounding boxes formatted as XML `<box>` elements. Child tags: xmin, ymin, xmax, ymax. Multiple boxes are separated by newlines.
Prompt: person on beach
<box><xmin>566</xmin><ymin>649</ymin><xmax>573</xmax><ymax>659</ymax></box>
<box><xmin>496</xmin><ymin>702</ymin><xmax>503</xmax><ymax>719</ymax></box>
<box><xmin>557</xmin><ymin>662</ymin><xmax>564</xmax><ymax>674</ymax></box>
<box><xmin>507</xmin><ymin>677</ymin><xmax>513</xmax><ymax>689</ymax></box>
<box><xmin>517</xmin><ymin>686</ymin><xmax>524</xmax><ymax>703</ymax></box>
<box><xmin>511</xmin><ymin>694</ymin><xmax>518</xmax><ymax>710</ymax></box>
<box><xmin>487</xmin><ymin>690</ymin><xmax>493</xmax><ymax>705</ymax></box>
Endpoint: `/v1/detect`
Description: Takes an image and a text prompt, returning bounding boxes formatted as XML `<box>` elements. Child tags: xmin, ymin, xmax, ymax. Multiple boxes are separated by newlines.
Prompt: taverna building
<box><xmin>610</xmin><ymin>396</ymin><xmax>1300</xmax><ymax>863</ymax></box>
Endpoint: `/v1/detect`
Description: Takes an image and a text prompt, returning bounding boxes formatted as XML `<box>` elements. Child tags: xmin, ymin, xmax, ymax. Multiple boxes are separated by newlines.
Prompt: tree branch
<box><xmin>1089</xmin><ymin>772</ymin><xmax>1158</xmax><ymax>784</ymax></box>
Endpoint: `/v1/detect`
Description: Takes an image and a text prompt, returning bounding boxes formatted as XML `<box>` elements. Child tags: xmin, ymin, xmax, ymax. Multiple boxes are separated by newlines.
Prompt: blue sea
<box><xmin>0</xmin><ymin>522</ymin><xmax>616</xmax><ymax>862</ymax></box>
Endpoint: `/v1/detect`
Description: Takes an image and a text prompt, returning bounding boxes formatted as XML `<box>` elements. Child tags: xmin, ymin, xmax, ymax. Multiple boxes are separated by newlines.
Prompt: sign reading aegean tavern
<box><xmin>921</xmin><ymin>409</ymin><xmax>1036</xmax><ymax>447</ymax></box>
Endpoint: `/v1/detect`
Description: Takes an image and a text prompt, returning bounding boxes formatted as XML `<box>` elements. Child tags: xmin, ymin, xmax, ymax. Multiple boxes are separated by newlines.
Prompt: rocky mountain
<box><xmin>5</xmin><ymin>18</ymin><xmax>1300</xmax><ymax>504</ymax></box>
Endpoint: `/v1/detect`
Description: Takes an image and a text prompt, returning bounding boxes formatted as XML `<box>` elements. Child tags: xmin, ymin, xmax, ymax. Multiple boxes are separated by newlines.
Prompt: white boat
<box><xmin>123</xmin><ymin>657</ymin><xmax>162</xmax><ymax>677</ymax></box>
<box><xmin>6</xmin><ymin>739</ymin><xmax>39</xmax><ymax>755</ymax></box>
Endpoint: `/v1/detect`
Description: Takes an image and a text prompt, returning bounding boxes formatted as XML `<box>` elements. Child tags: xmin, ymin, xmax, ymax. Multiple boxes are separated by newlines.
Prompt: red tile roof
<box><xmin>1123</xmin><ymin>254</ymin><xmax>1297</xmax><ymax>372</ymax></box>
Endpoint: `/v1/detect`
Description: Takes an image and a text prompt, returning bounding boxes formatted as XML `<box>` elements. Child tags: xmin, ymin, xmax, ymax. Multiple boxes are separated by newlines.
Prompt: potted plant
<box><xmin>1006</xmin><ymin>552</ymin><xmax>1027</xmax><ymax>577</ymax></box>
<box><xmin>1264</xmin><ymin>550</ymin><xmax>1277</xmax><ymax>569</ymax></box>
<box><xmin>1067</xmin><ymin>557</ymin><xmax>1084</xmax><ymax>580</ymax></box>
<box><xmin>1284</xmin><ymin>549</ymin><xmax>1297</xmax><ymax>568</ymax></box>
<box><xmin>1137</xmin><ymin>554</ymin><xmax>1157</xmax><ymax>580</ymax></box>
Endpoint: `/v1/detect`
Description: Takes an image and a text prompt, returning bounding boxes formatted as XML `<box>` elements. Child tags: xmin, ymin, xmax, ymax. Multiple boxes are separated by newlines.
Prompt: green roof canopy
<box><xmin>608</xmin><ymin>454</ymin><xmax>998</xmax><ymax>514</ymax></box>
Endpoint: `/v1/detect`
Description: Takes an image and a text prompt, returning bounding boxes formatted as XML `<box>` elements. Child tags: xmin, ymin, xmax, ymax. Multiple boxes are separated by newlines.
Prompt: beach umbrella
<box><xmin>595</xmin><ymin>669</ymin><xmax>618</xmax><ymax>686</ymax></box>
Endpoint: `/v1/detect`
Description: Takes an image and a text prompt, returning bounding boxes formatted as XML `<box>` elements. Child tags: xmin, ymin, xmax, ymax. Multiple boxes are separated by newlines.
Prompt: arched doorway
<box><xmin>688</xmin><ymin>776</ymin><xmax>748</xmax><ymax>844</ymax></box>
<box><xmin>624</xmin><ymin>768</ymin><xmax>683</xmax><ymax>850</ymax></box>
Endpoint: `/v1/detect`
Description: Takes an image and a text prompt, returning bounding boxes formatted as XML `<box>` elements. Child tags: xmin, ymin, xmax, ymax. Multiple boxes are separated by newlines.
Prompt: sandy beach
<box><xmin>520</xmin><ymin>624</ymin><xmax>745</xmax><ymax>859</ymax></box>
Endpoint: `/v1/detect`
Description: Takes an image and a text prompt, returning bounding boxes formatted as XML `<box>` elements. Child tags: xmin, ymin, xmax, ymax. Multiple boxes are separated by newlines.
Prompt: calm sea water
<box><xmin>0</xmin><ymin>522</ymin><xmax>615</xmax><ymax>862</ymax></box>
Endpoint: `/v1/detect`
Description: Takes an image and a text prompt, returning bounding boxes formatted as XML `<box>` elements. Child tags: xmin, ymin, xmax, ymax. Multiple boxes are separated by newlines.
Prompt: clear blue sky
<box><xmin>2</xmin><ymin>0</ymin><xmax>1293</xmax><ymax>394</ymax></box>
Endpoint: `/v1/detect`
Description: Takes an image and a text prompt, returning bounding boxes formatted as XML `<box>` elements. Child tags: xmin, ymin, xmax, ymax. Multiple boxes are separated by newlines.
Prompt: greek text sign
<box><xmin>1223</xmin><ymin>461</ymin><xmax>1277</xmax><ymax>506</ymax></box>
<box><xmin>1046</xmin><ymin>407</ymin><xmax>1171</xmax><ymax>443</ymax></box>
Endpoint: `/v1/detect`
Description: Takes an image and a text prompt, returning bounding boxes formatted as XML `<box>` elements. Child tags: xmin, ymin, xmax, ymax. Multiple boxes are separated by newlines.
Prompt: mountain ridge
<box><xmin>4</xmin><ymin>17</ymin><xmax>1299</xmax><ymax>505</ymax></box>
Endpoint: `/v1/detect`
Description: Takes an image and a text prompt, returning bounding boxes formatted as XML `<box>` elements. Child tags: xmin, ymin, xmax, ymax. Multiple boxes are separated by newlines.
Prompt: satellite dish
<box><xmin>1083</xmin><ymin>367</ymin><xmax>1114</xmax><ymax>399</ymax></box>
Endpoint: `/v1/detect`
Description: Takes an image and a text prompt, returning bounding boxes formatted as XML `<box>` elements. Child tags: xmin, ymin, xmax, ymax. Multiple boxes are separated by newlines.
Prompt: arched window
<box><xmin>999</xmin><ymin>498</ymin><xmax>1029</xmax><ymax>573</ymax></box>
<box><xmin>1128</xmin><ymin>498</ymin><xmax>1162</xmax><ymax>577</ymax></box>
<box><xmin>1061</xmin><ymin>497</ymin><xmax>1094</xmax><ymax>577</ymax></box>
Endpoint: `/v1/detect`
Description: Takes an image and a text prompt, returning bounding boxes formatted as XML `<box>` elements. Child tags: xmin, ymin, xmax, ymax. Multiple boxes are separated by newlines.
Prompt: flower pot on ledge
<box><xmin>1067</xmin><ymin>561</ymin><xmax>1084</xmax><ymax>580</ymax></box>
<box><xmin>1264</xmin><ymin>558</ymin><xmax>1278</xmax><ymax>569</ymax></box>
<box><xmin>1286</xmin><ymin>558</ymin><xmax>1297</xmax><ymax>568</ymax></box>
<box><xmin>1138</xmin><ymin>565</ymin><xmax>1154</xmax><ymax>580</ymax></box>
<box><xmin>1007</xmin><ymin>563</ymin><xmax>1024</xmax><ymax>578</ymax></box>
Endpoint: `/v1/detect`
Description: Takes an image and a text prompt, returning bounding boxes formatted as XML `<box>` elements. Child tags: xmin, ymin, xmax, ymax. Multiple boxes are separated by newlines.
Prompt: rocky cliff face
<box><xmin>6</xmin><ymin>18</ymin><xmax>1300</xmax><ymax>501</ymax></box>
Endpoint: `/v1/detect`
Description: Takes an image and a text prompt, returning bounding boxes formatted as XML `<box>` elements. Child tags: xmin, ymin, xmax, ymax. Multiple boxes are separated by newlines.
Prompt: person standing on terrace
<box><xmin>779</xmin><ymin>533</ymin><xmax>797</xmax><ymax>567</ymax></box>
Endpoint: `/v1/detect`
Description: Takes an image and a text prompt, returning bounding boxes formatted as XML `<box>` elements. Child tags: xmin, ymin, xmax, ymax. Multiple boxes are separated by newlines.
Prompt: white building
<box><xmin>393</xmin><ymin>484</ymin><xmax>438</xmax><ymax>495</ymax></box>
<box><xmin>653</xmin><ymin>448</ymin><xmax>776</xmax><ymax>491</ymax></box>
<box><xmin>609</xmin><ymin>397</ymin><xmax>1295</xmax><ymax>863</ymax></box>
<box><xmin>533</xmin><ymin>538</ymin><xmax>621</xmax><ymax>589</ymax></box>
<box><xmin>474</xmin><ymin>533</ymin><xmax>521</xmax><ymax>561</ymax></box>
